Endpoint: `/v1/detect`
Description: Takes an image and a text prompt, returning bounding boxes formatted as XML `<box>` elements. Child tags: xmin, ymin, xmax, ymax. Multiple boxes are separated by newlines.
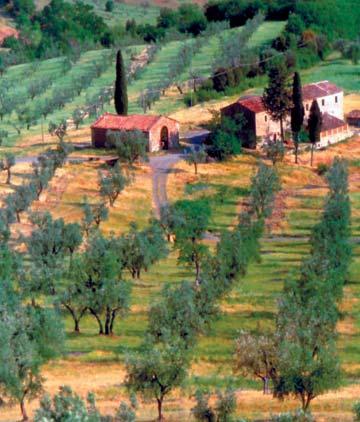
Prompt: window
<box><xmin>322</xmin><ymin>99</ymin><xmax>325</xmax><ymax>106</ymax></box>
<box><xmin>335</xmin><ymin>96</ymin><xmax>338</xmax><ymax>103</ymax></box>
<box><xmin>264</xmin><ymin>115</ymin><xmax>267</xmax><ymax>122</ymax></box>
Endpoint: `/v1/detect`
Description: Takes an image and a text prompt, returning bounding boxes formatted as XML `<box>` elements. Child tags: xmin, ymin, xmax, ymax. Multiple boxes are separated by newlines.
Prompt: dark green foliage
<box><xmin>6</xmin><ymin>0</ymin><xmax>111</xmax><ymax>60</ymax></box>
<box><xmin>291</xmin><ymin>72</ymin><xmax>305</xmax><ymax>164</ymax></box>
<box><xmin>106</xmin><ymin>130</ymin><xmax>148</xmax><ymax>166</ymax></box>
<box><xmin>307</xmin><ymin>100</ymin><xmax>322</xmax><ymax>166</ymax></box>
<box><xmin>177</xmin><ymin>3</ymin><xmax>207</xmax><ymax>35</ymax></box>
<box><xmin>114</xmin><ymin>50</ymin><xmax>128</xmax><ymax>116</ymax></box>
<box><xmin>262</xmin><ymin>60</ymin><xmax>292</xmax><ymax>143</ymax></box>
<box><xmin>105</xmin><ymin>0</ymin><xmax>114</xmax><ymax>12</ymax></box>
<box><xmin>209</xmin><ymin>115</ymin><xmax>245</xmax><ymax>160</ymax></box>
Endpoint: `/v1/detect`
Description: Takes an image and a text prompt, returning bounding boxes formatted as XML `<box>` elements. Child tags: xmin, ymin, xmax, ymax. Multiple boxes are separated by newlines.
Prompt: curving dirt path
<box><xmin>149</xmin><ymin>153</ymin><xmax>183</xmax><ymax>217</ymax></box>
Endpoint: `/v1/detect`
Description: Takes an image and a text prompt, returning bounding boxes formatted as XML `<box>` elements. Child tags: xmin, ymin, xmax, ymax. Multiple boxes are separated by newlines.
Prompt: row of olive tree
<box><xmin>234</xmin><ymin>158</ymin><xmax>352</xmax><ymax>414</ymax></box>
<box><xmin>125</xmin><ymin>162</ymin><xmax>281</xmax><ymax>420</ymax></box>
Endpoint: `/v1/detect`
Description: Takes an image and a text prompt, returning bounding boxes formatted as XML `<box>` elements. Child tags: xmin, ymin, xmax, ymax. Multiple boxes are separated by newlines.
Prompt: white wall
<box><xmin>304</xmin><ymin>91</ymin><xmax>344</xmax><ymax>120</ymax></box>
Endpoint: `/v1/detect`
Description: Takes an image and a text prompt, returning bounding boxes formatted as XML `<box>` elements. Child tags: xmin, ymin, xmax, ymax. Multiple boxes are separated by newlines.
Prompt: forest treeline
<box><xmin>1</xmin><ymin>0</ymin><xmax>359</xmax><ymax>63</ymax></box>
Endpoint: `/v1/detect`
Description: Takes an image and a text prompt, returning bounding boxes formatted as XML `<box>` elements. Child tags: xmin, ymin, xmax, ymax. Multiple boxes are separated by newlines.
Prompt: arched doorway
<box><xmin>160</xmin><ymin>126</ymin><xmax>169</xmax><ymax>150</ymax></box>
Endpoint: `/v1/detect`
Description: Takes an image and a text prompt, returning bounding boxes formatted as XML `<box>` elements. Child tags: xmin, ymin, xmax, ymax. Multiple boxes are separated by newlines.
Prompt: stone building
<box><xmin>347</xmin><ymin>110</ymin><xmax>360</xmax><ymax>127</ymax></box>
<box><xmin>91</xmin><ymin>113</ymin><xmax>180</xmax><ymax>152</ymax></box>
<box><xmin>220</xmin><ymin>80</ymin><xmax>350</xmax><ymax>148</ymax></box>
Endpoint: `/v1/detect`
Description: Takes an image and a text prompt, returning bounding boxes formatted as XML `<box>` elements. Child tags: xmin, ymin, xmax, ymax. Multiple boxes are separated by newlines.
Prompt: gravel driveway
<box><xmin>149</xmin><ymin>153</ymin><xmax>183</xmax><ymax>216</ymax></box>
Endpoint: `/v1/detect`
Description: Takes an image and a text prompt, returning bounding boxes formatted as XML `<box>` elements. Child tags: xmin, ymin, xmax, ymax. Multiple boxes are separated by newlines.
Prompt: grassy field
<box><xmin>1</xmin><ymin>130</ymin><xmax>359</xmax><ymax>421</ymax></box>
<box><xmin>0</xmin><ymin>20</ymin><xmax>286</xmax><ymax>153</ymax></box>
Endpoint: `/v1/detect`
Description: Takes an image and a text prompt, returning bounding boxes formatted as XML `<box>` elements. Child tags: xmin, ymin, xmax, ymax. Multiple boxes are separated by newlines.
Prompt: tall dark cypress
<box><xmin>290</xmin><ymin>72</ymin><xmax>304</xmax><ymax>164</ymax></box>
<box><xmin>114</xmin><ymin>50</ymin><xmax>128</xmax><ymax>116</ymax></box>
<box><xmin>308</xmin><ymin>100</ymin><xmax>322</xmax><ymax>167</ymax></box>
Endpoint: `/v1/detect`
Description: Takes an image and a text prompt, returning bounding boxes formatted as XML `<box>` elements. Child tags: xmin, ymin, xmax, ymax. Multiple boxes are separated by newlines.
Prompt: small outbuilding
<box><xmin>347</xmin><ymin>110</ymin><xmax>360</xmax><ymax>127</ymax></box>
<box><xmin>91</xmin><ymin>113</ymin><xmax>180</xmax><ymax>152</ymax></box>
<box><xmin>318</xmin><ymin>113</ymin><xmax>350</xmax><ymax>148</ymax></box>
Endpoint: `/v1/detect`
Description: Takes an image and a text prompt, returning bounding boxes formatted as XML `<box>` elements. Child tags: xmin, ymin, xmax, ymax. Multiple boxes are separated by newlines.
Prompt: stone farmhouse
<box><xmin>91</xmin><ymin>113</ymin><xmax>180</xmax><ymax>152</ymax></box>
<box><xmin>221</xmin><ymin>81</ymin><xmax>351</xmax><ymax>149</ymax></box>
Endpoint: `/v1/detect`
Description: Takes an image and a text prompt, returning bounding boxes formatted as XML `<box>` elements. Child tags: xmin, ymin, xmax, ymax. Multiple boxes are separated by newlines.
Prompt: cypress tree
<box><xmin>308</xmin><ymin>100</ymin><xmax>322</xmax><ymax>167</ymax></box>
<box><xmin>114</xmin><ymin>50</ymin><xmax>128</xmax><ymax>115</ymax></box>
<box><xmin>262</xmin><ymin>60</ymin><xmax>292</xmax><ymax>144</ymax></box>
<box><xmin>290</xmin><ymin>72</ymin><xmax>304</xmax><ymax>164</ymax></box>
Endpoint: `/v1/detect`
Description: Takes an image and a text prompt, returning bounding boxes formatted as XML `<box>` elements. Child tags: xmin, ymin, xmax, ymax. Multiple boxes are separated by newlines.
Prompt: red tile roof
<box><xmin>91</xmin><ymin>113</ymin><xmax>163</xmax><ymax>132</ymax></box>
<box><xmin>230</xmin><ymin>81</ymin><xmax>343</xmax><ymax>115</ymax></box>
<box><xmin>236</xmin><ymin>95</ymin><xmax>266</xmax><ymax>113</ymax></box>
<box><xmin>347</xmin><ymin>110</ymin><xmax>360</xmax><ymax>119</ymax></box>
<box><xmin>321</xmin><ymin>113</ymin><xmax>347</xmax><ymax>132</ymax></box>
<box><xmin>302</xmin><ymin>81</ymin><xmax>342</xmax><ymax>101</ymax></box>
<box><xmin>0</xmin><ymin>25</ymin><xmax>18</xmax><ymax>45</ymax></box>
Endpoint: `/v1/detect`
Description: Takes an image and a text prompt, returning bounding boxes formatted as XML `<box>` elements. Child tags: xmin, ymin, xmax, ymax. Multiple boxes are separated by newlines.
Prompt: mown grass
<box><xmin>68</xmin><ymin>0</ymin><xmax>160</xmax><ymax>26</ymax></box>
<box><xmin>303</xmin><ymin>56</ymin><xmax>360</xmax><ymax>93</ymax></box>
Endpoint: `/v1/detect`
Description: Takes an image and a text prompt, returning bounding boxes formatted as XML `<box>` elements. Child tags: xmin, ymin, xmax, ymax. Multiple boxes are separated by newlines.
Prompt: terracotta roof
<box><xmin>236</xmin><ymin>95</ymin><xmax>266</xmax><ymax>113</ymax></box>
<box><xmin>347</xmin><ymin>110</ymin><xmax>360</xmax><ymax>119</ymax></box>
<box><xmin>0</xmin><ymin>25</ymin><xmax>18</xmax><ymax>44</ymax></box>
<box><xmin>321</xmin><ymin>113</ymin><xmax>347</xmax><ymax>132</ymax></box>
<box><xmin>91</xmin><ymin>113</ymin><xmax>163</xmax><ymax>132</ymax></box>
<box><xmin>302</xmin><ymin>81</ymin><xmax>342</xmax><ymax>101</ymax></box>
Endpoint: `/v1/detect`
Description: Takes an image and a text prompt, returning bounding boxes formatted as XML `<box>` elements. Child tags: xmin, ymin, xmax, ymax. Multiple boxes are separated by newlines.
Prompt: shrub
<box><xmin>353</xmin><ymin>401</ymin><xmax>360</xmax><ymax>421</ymax></box>
<box><xmin>270</xmin><ymin>409</ymin><xmax>314</xmax><ymax>422</ymax></box>
<box><xmin>316</xmin><ymin>162</ymin><xmax>329</xmax><ymax>176</ymax></box>
<box><xmin>105</xmin><ymin>0</ymin><xmax>114</xmax><ymax>12</ymax></box>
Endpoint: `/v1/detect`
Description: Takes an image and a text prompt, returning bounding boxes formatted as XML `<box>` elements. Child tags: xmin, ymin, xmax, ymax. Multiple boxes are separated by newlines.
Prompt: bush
<box><xmin>353</xmin><ymin>401</ymin><xmax>360</xmax><ymax>421</ymax></box>
<box><xmin>270</xmin><ymin>409</ymin><xmax>314</xmax><ymax>422</ymax></box>
<box><xmin>105</xmin><ymin>0</ymin><xmax>114</xmax><ymax>12</ymax></box>
<box><xmin>316</xmin><ymin>162</ymin><xmax>329</xmax><ymax>176</ymax></box>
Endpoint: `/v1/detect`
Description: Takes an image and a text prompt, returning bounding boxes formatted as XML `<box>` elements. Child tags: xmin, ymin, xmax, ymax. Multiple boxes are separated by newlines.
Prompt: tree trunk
<box><xmin>157</xmin><ymin>397</ymin><xmax>164</xmax><ymax>421</ymax></box>
<box><xmin>104</xmin><ymin>307</ymin><xmax>111</xmax><ymax>335</ymax></box>
<box><xmin>16</xmin><ymin>211</ymin><xmax>21</xmax><ymax>223</ymax></box>
<box><xmin>263</xmin><ymin>377</ymin><xmax>270</xmax><ymax>395</ymax></box>
<box><xmin>194</xmin><ymin>162</ymin><xmax>198</xmax><ymax>175</ymax></box>
<box><xmin>310</xmin><ymin>143</ymin><xmax>314</xmax><ymax>167</ymax></box>
<box><xmin>280</xmin><ymin>118</ymin><xmax>284</xmax><ymax>144</ymax></box>
<box><xmin>20</xmin><ymin>398</ymin><xmax>28</xmax><ymax>421</ymax></box>
<box><xmin>294</xmin><ymin>132</ymin><xmax>299</xmax><ymax>164</ymax></box>
<box><xmin>89</xmin><ymin>309</ymin><xmax>104</xmax><ymax>335</ymax></box>
<box><xmin>6</xmin><ymin>168</ymin><xmax>11</xmax><ymax>184</ymax></box>
<box><xmin>109</xmin><ymin>310</ymin><xmax>117</xmax><ymax>334</ymax></box>
<box><xmin>195</xmin><ymin>258</ymin><xmax>200</xmax><ymax>281</ymax></box>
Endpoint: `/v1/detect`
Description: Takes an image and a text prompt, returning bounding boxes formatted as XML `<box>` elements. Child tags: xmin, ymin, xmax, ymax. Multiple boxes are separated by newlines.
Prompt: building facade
<box><xmin>220</xmin><ymin>81</ymin><xmax>350</xmax><ymax>149</ymax></box>
<box><xmin>91</xmin><ymin>113</ymin><xmax>180</xmax><ymax>152</ymax></box>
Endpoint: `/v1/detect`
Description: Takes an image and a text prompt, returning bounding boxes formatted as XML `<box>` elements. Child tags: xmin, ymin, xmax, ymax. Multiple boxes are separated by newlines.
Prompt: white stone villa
<box><xmin>221</xmin><ymin>81</ymin><xmax>351</xmax><ymax>149</ymax></box>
